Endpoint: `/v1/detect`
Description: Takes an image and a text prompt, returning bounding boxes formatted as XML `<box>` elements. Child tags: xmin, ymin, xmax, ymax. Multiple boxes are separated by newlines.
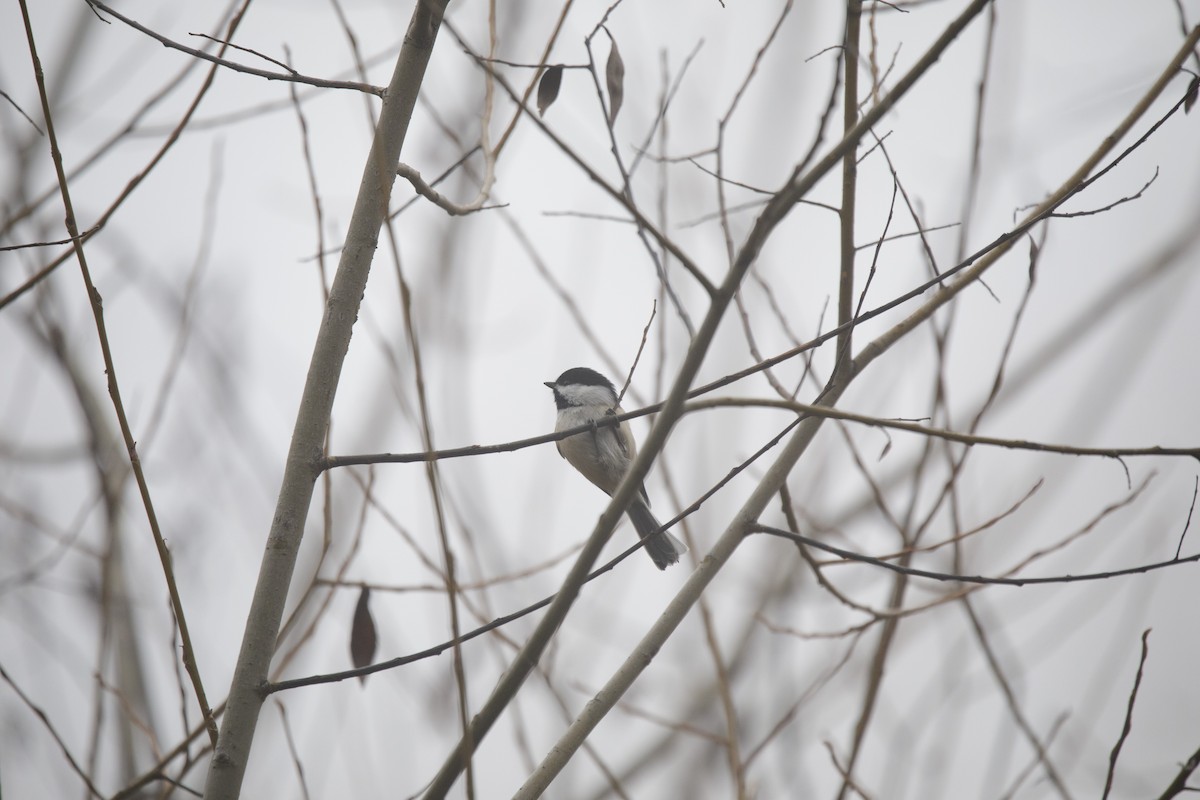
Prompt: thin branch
<box><xmin>475</xmin><ymin>55</ymin><xmax>588</xmax><ymax>70</ymax></box>
<box><xmin>266</xmin><ymin>483</ymin><xmax>1198</xmax><ymax>694</ymax></box>
<box><xmin>501</xmin><ymin>4</ymin><xmax>1044</xmax><ymax>753</ymax></box>
<box><xmin>1048</xmin><ymin>167</ymin><xmax>1158</xmax><ymax>218</ymax></box>
<box><xmin>1174</xmin><ymin>476</ymin><xmax>1197</xmax><ymax>560</ymax></box>
<box><xmin>1155</xmin><ymin>742</ymin><xmax>1200</xmax><ymax>800</ymax></box>
<box><xmin>962</xmin><ymin>598</ymin><xmax>1073</xmax><ymax>799</ymax></box>
<box><xmin>86</xmin><ymin>0</ymin><xmax>384</xmax><ymax>95</ymax></box>
<box><xmin>267</xmin><ymin>537</ymin><xmax>648</xmax><ymax>692</ymax></box>
<box><xmin>0</xmin><ymin>224</ymin><xmax>102</xmax><ymax>251</ymax></box>
<box><xmin>577</xmin><ymin>11</ymin><xmax>698</xmax><ymax>336</ymax></box>
<box><xmin>425</xmin><ymin>0</ymin><xmax>980</xmax><ymax>786</ymax></box>
<box><xmin>760</xmin><ymin>472</ymin><xmax>1151</xmax><ymax>639</ymax></box>
<box><xmin>18</xmin><ymin>0</ymin><xmax>218</xmax><ymax>748</ymax></box>
<box><xmin>851</xmin><ymin>25</ymin><xmax>1200</xmax><ymax>380</ymax></box>
<box><xmin>0</xmin><ymin>662</ymin><xmax>105</xmax><ymax>799</ymax></box>
<box><xmin>392</xmin><ymin>194</ymin><xmax>476</xmax><ymax>799</ymax></box>
<box><xmin>627</xmin><ymin>38</ymin><xmax>704</xmax><ymax>177</ymax></box>
<box><xmin>324</xmin><ymin>394</ymin><xmax>1200</xmax><ymax>470</ymax></box>
<box><xmin>396</xmin><ymin>162</ymin><xmax>505</xmax><ymax>215</ymax></box>
<box><xmin>449</xmin><ymin>27</ymin><xmax>717</xmax><ymax>297</ymax></box>
<box><xmin>1170</xmin><ymin>0</ymin><xmax>1200</xmax><ymax>75</ymax></box>
<box><xmin>0</xmin><ymin>87</ymin><xmax>45</xmax><ymax>133</ymax></box>
<box><xmin>853</xmin><ymin>221</ymin><xmax>959</xmax><ymax>250</ymax></box>
<box><xmin>1</xmin><ymin>1</ymin><xmax>256</xmax><ymax>314</ymax></box>
<box><xmin>616</xmin><ymin>301</ymin><xmax>657</xmax><ymax>405</ymax></box>
<box><xmin>191</xmin><ymin>31</ymin><xmax>296</xmax><ymax>74</ymax></box>
<box><xmin>997</xmin><ymin>715</ymin><xmax>1070</xmax><ymax>800</ymax></box>
<box><xmin>203</xmin><ymin>1</ymin><xmax>452</xmax><ymax>796</ymax></box>
<box><xmin>836</xmin><ymin>0</ymin><xmax>863</xmax><ymax>383</ymax></box>
<box><xmin>1102</xmin><ymin>629</ymin><xmax>1152</xmax><ymax>800</ymax></box>
<box><xmin>318</xmin><ymin>538</ymin><xmax>580</xmax><ymax>593</ymax></box>
<box><xmin>752</xmin><ymin>524</ymin><xmax>1199</xmax><ymax>586</ymax></box>
<box><xmin>276</xmin><ymin>703</ymin><xmax>313</xmax><ymax>800</ymax></box>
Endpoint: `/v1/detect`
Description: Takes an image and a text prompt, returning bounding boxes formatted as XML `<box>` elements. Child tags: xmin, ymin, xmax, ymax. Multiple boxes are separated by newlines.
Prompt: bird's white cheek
<box><xmin>555</xmin><ymin>406</ymin><xmax>602</xmax><ymax>432</ymax></box>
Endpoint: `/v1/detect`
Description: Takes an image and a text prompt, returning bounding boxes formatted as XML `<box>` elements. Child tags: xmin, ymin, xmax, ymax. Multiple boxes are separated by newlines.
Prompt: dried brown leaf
<box><xmin>606</xmin><ymin>39</ymin><xmax>625</xmax><ymax>126</ymax></box>
<box><xmin>349</xmin><ymin>586</ymin><xmax>377</xmax><ymax>684</ymax></box>
<box><xmin>1185</xmin><ymin>74</ymin><xmax>1199</xmax><ymax>114</ymax></box>
<box><xmin>537</xmin><ymin>65</ymin><xmax>563</xmax><ymax>117</ymax></box>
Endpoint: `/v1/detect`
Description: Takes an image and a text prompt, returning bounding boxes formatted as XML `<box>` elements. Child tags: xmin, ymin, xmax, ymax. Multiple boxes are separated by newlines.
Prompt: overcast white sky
<box><xmin>2</xmin><ymin>1</ymin><xmax>1200</xmax><ymax>797</ymax></box>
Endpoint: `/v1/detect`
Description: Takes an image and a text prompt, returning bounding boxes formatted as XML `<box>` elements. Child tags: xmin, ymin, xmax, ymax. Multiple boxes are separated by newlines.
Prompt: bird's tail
<box><xmin>626</xmin><ymin>500</ymin><xmax>688</xmax><ymax>570</ymax></box>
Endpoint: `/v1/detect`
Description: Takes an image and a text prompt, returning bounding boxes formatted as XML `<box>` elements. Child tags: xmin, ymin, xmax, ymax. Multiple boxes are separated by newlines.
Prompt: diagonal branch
<box><xmin>86</xmin><ymin>0</ymin><xmax>384</xmax><ymax>96</ymax></box>
<box><xmin>201</xmin><ymin>1</ymin><xmax>451</xmax><ymax>798</ymax></box>
<box><xmin>18</xmin><ymin>0</ymin><xmax>218</xmax><ymax>750</ymax></box>
<box><xmin>509</xmin><ymin>8</ymin><xmax>1200</xmax><ymax>799</ymax></box>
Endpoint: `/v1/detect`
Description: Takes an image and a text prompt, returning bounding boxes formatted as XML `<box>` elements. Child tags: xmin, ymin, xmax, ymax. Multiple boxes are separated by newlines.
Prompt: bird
<box><xmin>544</xmin><ymin>367</ymin><xmax>688</xmax><ymax>570</ymax></box>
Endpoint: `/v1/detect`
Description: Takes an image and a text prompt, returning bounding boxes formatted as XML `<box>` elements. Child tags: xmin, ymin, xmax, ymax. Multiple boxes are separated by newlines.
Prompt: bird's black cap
<box><xmin>544</xmin><ymin>367</ymin><xmax>616</xmax><ymax>410</ymax></box>
<box><xmin>547</xmin><ymin>367</ymin><xmax>613</xmax><ymax>389</ymax></box>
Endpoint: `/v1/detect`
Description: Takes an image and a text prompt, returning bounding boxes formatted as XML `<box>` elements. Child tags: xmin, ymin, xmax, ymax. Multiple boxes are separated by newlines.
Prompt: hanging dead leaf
<box><xmin>537</xmin><ymin>65</ymin><xmax>563</xmax><ymax>117</ymax></box>
<box><xmin>606</xmin><ymin>38</ymin><xmax>625</xmax><ymax>126</ymax></box>
<box><xmin>1028</xmin><ymin>235</ymin><xmax>1041</xmax><ymax>283</ymax></box>
<box><xmin>349</xmin><ymin>585</ymin><xmax>377</xmax><ymax>684</ymax></box>
<box><xmin>1185</xmin><ymin>74</ymin><xmax>1199</xmax><ymax>115</ymax></box>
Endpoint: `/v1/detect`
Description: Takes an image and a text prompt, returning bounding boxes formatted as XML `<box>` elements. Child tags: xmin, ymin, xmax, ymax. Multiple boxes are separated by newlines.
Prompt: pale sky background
<box><xmin>2</xmin><ymin>1</ymin><xmax>1199</xmax><ymax>797</ymax></box>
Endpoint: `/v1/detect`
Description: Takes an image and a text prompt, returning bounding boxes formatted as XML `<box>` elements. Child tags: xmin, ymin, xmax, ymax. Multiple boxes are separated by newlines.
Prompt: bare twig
<box><xmin>396</xmin><ymin>162</ymin><xmax>505</xmax><ymax>215</ymax></box>
<box><xmin>1102</xmin><ymin>629</ymin><xmax>1152</xmax><ymax>800</ymax></box>
<box><xmin>0</xmin><ymin>86</ymin><xmax>44</xmax><ymax>133</ymax></box>
<box><xmin>0</xmin><ymin>662</ymin><xmax>105</xmax><ymax>799</ymax></box>
<box><xmin>0</xmin><ymin>224</ymin><xmax>101</xmax><ymax>251</ymax></box>
<box><xmin>835</xmin><ymin>0</ymin><xmax>863</xmax><ymax>382</ymax></box>
<box><xmin>616</xmin><ymin>300</ymin><xmax>657</xmax><ymax>405</ymax></box>
<box><xmin>753</xmin><ymin>524</ymin><xmax>1198</xmax><ymax>586</ymax></box>
<box><xmin>324</xmin><ymin>394</ymin><xmax>1200</xmax><ymax>470</ymax></box>
<box><xmin>191</xmin><ymin>32</ymin><xmax>297</xmax><ymax>74</ymax></box>
<box><xmin>203</xmin><ymin>2</ymin><xmax>452</xmax><ymax>796</ymax></box>
<box><xmin>18</xmin><ymin>0</ymin><xmax>218</xmax><ymax>748</ymax></box>
<box><xmin>1</xmin><ymin>1</ymin><xmax>256</xmax><ymax>314</ymax></box>
<box><xmin>86</xmin><ymin>0</ymin><xmax>384</xmax><ymax>95</ymax></box>
<box><xmin>448</xmin><ymin>23</ymin><xmax>717</xmax><ymax>298</ymax></box>
<box><xmin>276</xmin><ymin>703</ymin><xmax>312</xmax><ymax>800</ymax></box>
<box><xmin>1155</xmin><ymin>742</ymin><xmax>1200</xmax><ymax>800</ymax></box>
<box><xmin>962</xmin><ymin>598</ymin><xmax>1073</xmax><ymax>799</ymax></box>
<box><xmin>267</xmin><ymin>536</ymin><xmax>646</xmax><ymax>692</ymax></box>
<box><xmin>1049</xmin><ymin>167</ymin><xmax>1159</xmax><ymax>218</ymax></box>
<box><xmin>1174</xmin><ymin>476</ymin><xmax>1197</xmax><ymax>560</ymax></box>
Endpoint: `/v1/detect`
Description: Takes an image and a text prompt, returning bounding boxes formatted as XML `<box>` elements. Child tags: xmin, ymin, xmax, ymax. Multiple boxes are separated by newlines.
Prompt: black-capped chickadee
<box><xmin>544</xmin><ymin>367</ymin><xmax>688</xmax><ymax>570</ymax></box>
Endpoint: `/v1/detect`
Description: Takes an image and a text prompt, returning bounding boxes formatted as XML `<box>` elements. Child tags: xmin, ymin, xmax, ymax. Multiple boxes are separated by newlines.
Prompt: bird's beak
<box><xmin>543</xmin><ymin>381</ymin><xmax>556</xmax><ymax>389</ymax></box>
